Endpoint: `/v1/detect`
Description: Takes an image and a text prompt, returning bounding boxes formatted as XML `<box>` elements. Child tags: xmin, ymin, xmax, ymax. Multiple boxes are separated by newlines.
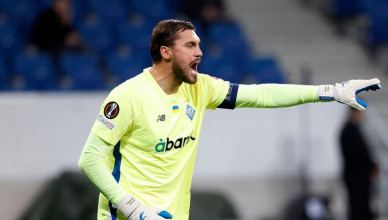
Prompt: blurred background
<box><xmin>0</xmin><ymin>0</ymin><xmax>387</xmax><ymax>219</ymax></box>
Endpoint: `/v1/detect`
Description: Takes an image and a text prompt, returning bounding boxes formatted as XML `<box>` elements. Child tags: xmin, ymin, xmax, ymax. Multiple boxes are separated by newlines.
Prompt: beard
<box><xmin>172</xmin><ymin>58</ymin><xmax>197</xmax><ymax>84</ymax></box>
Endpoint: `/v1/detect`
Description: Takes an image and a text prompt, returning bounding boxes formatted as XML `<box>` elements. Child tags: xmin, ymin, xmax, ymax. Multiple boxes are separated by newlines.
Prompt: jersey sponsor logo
<box><xmin>186</xmin><ymin>104</ymin><xmax>195</xmax><ymax>120</ymax></box>
<box><xmin>154</xmin><ymin>135</ymin><xmax>196</xmax><ymax>152</ymax></box>
<box><xmin>104</xmin><ymin>102</ymin><xmax>119</xmax><ymax>119</ymax></box>
<box><xmin>97</xmin><ymin>115</ymin><xmax>115</xmax><ymax>130</ymax></box>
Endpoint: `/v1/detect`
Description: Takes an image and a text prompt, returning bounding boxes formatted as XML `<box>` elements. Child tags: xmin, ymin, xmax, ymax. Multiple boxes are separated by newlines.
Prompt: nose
<box><xmin>195</xmin><ymin>46</ymin><xmax>203</xmax><ymax>58</ymax></box>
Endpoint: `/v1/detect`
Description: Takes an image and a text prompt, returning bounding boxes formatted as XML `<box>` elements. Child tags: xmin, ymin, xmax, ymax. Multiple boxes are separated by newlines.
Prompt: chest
<box><xmin>129</xmin><ymin>91</ymin><xmax>201</xmax><ymax>152</ymax></box>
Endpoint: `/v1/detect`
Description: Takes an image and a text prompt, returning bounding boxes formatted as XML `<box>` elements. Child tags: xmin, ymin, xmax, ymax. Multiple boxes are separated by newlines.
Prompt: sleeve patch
<box><xmin>97</xmin><ymin>115</ymin><xmax>116</xmax><ymax>130</ymax></box>
<box><xmin>104</xmin><ymin>102</ymin><xmax>120</xmax><ymax>119</ymax></box>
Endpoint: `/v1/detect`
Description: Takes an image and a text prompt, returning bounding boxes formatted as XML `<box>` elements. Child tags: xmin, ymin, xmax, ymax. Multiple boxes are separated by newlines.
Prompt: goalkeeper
<box><xmin>78</xmin><ymin>19</ymin><xmax>381</xmax><ymax>220</ymax></box>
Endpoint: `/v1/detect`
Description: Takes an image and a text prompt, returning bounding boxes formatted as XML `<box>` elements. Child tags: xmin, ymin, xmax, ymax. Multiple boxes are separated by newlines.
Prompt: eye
<box><xmin>187</xmin><ymin>42</ymin><xmax>197</xmax><ymax>48</ymax></box>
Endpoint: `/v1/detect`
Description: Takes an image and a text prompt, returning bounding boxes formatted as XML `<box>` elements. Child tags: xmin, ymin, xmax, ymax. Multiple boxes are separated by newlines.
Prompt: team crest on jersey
<box><xmin>186</xmin><ymin>104</ymin><xmax>195</xmax><ymax>120</ymax></box>
<box><xmin>104</xmin><ymin>102</ymin><xmax>119</xmax><ymax>119</ymax></box>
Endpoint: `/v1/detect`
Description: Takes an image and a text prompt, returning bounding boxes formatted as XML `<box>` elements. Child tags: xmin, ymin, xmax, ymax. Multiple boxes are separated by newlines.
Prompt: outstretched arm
<box><xmin>218</xmin><ymin>78</ymin><xmax>381</xmax><ymax>111</ymax></box>
<box><xmin>235</xmin><ymin>84</ymin><xmax>318</xmax><ymax>108</ymax></box>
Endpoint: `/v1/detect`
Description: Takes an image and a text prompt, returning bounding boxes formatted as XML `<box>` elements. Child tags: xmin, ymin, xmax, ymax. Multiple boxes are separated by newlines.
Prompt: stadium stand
<box><xmin>59</xmin><ymin>52</ymin><xmax>104</xmax><ymax>90</ymax></box>
<box><xmin>78</xmin><ymin>14</ymin><xmax>115</xmax><ymax>55</ymax></box>
<box><xmin>0</xmin><ymin>15</ymin><xmax>22</xmax><ymax>58</ymax></box>
<box><xmin>248</xmin><ymin>57</ymin><xmax>286</xmax><ymax>84</ymax></box>
<box><xmin>363</xmin><ymin>0</ymin><xmax>388</xmax><ymax>47</ymax></box>
<box><xmin>81</xmin><ymin>0</ymin><xmax>127</xmax><ymax>26</ymax></box>
<box><xmin>0</xmin><ymin>0</ymin><xmax>386</xmax><ymax>91</ymax></box>
<box><xmin>0</xmin><ymin>0</ymin><xmax>287</xmax><ymax>91</ymax></box>
<box><xmin>318</xmin><ymin>0</ymin><xmax>388</xmax><ymax>48</ymax></box>
<box><xmin>0</xmin><ymin>0</ymin><xmax>37</xmax><ymax>43</ymax></box>
<box><xmin>106</xmin><ymin>47</ymin><xmax>151</xmax><ymax>84</ymax></box>
<box><xmin>12</xmin><ymin>49</ymin><xmax>57</xmax><ymax>90</ymax></box>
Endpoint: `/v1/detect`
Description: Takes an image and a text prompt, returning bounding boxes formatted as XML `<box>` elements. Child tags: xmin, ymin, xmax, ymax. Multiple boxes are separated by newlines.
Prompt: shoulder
<box><xmin>180</xmin><ymin>73</ymin><xmax>210</xmax><ymax>93</ymax></box>
<box><xmin>187</xmin><ymin>73</ymin><xmax>222</xmax><ymax>88</ymax></box>
<box><xmin>197</xmin><ymin>73</ymin><xmax>218</xmax><ymax>82</ymax></box>
<box><xmin>105</xmin><ymin>73</ymin><xmax>146</xmax><ymax>104</ymax></box>
<box><xmin>197</xmin><ymin>73</ymin><xmax>229</xmax><ymax>91</ymax></box>
<box><xmin>112</xmin><ymin>73</ymin><xmax>145</xmax><ymax>92</ymax></box>
<box><xmin>180</xmin><ymin>73</ymin><xmax>229</xmax><ymax>93</ymax></box>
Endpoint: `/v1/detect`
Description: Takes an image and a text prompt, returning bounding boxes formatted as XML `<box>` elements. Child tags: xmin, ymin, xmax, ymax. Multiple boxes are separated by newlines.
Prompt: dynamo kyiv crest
<box><xmin>186</xmin><ymin>104</ymin><xmax>195</xmax><ymax>120</ymax></box>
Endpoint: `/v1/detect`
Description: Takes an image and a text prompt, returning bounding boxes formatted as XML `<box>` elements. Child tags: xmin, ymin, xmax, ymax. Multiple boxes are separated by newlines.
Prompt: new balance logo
<box><xmin>157</xmin><ymin>114</ymin><xmax>166</xmax><ymax>122</ymax></box>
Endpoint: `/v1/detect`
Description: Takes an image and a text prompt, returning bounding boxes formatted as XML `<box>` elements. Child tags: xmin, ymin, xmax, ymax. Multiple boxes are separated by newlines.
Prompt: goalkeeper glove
<box><xmin>318</xmin><ymin>78</ymin><xmax>381</xmax><ymax>111</ymax></box>
<box><xmin>116</xmin><ymin>194</ymin><xmax>173</xmax><ymax>220</ymax></box>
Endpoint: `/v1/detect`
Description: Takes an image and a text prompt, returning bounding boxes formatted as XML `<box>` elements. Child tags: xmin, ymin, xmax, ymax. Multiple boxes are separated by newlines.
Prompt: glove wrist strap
<box><xmin>318</xmin><ymin>85</ymin><xmax>335</xmax><ymax>101</ymax></box>
<box><xmin>116</xmin><ymin>194</ymin><xmax>143</xmax><ymax>218</ymax></box>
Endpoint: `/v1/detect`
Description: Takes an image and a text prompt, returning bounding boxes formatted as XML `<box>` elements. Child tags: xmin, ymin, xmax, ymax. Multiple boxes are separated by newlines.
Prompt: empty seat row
<box><xmin>0</xmin><ymin>48</ymin><xmax>285</xmax><ymax>91</ymax></box>
<box><xmin>0</xmin><ymin>0</ymin><xmax>287</xmax><ymax>91</ymax></box>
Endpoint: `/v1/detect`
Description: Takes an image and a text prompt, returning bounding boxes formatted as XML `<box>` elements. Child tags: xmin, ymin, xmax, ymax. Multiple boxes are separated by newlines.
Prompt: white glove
<box><xmin>116</xmin><ymin>194</ymin><xmax>173</xmax><ymax>220</ymax></box>
<box><xmin>318</xmin><ymin>78</ymin><xmax>381</xmax><ymax>111</ymax></box>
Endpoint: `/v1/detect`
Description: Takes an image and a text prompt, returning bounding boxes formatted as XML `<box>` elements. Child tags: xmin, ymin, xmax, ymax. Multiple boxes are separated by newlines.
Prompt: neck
<box><xmin>150</xmin><ymin>63</ymin><xmax>182</xmax><ymax>95</ymax></box>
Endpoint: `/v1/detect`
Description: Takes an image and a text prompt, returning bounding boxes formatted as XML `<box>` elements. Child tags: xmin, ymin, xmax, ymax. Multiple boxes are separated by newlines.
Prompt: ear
<box><xmin>160</xmin><ymin>46</ymin><xmax>172</xmax><ymax>60</ymax></box>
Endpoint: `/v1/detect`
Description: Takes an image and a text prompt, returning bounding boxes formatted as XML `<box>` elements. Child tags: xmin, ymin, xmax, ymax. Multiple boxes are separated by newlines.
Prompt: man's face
<box><xmin>170</xmin><ymin>29</ymin><xmax>202</xmax><ymax>84</ymax></box>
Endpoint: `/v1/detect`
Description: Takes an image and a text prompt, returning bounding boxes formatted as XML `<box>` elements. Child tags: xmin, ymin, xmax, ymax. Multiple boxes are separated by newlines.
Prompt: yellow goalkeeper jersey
<box><xmin>91</xmin><ymin>68</ymin><xmax>230</xmax><ymax>220</ymax></box>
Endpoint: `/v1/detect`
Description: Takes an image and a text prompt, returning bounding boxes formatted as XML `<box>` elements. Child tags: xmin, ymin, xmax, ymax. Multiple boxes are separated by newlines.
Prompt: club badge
<box><xmin>186</xmin><ymin>104</ymin><xmax>195</xmax><ymax>121</ymax></box>
<box><xmin>104</xmin><ymin>101</ymin><xmax>119</xmax><ymax>119</ymax></box>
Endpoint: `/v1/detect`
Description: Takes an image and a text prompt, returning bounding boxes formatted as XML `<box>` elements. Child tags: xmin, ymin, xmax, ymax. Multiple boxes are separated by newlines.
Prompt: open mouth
<box><xmin>190</xmin><ymin>60</ymin><xmax>200</xmax><ymax>73</ymax></box>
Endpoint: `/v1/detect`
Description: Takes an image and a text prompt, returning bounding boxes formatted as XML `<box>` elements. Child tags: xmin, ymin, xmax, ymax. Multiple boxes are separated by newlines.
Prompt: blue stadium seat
<box><xmin>60</xmin><ymin>53</ymin><xmax>104</xmax><ymax>90</ymax></box>
<box><xmin>208</xmin><ymin>21</ymin><xmax>251</xmax><ymax>74</ymax></box>
<box><xmin>203</xmin><ymin>38</ymin><xmax>250</xmax><ymax>78</ymax></box>
<box><xmin>0</xmin><ymin>16</ymin><xmax>22</xmax><ymax>57</ymax></box>
<box><xmin>0</xmin><ymin>0</ymin><xmax>37</xmax><ymax>39</ymax></box>
<box><xmin>106</xmin><ymin>49</ymin><xmax>149</xmax><ymax>83</ymax></box>
<box><xmin>363</xmin><ymin>0</ymin><xmax>388</xmax><ymax>46</ymax></box>
<box><xmin>0</xmin><ymin>54</ymin><xmax>10</xmax><ymax>90</ymax></box>
<box><xmin>248</xmin><ymin>57</ymin><xmax>286</xmax><ymax>84</ymax></box>
<box><xmin>199</xmin><ymin>51</ymin><xmax>243</xmax><ymax>83</ymax></box>
<box><xmin>72</xmin><ymin>0</ymin><xmax>89</xmax><ymax>27</ymax></box>
<box><xmin>116</xmin><ymin>19</ymin><xmax>155</xmax><ymax>51</ymax></box>
<box><xmin>82</xmin><ymin>0</ymin><xmax>127</xmax><ymax>25</ymax></box>
<box><xmin>78</xmin><ymin>15</ymin><xmax>115</xmax><ymax>55</ymax></box>
<box><xmin>209</xmin><ymin>21</ymin><xmax>250</xmax><ymax>50</ymax></box>
<box><xmin>0</xmin><ymin>0</ymin><xmax>261</xmax><ymax>91</ymax></box>
<box><xmin>12</xmin><ymin>51</ymin><xmax>57</xmax><ymax>90</ymax></box>
<box><xmin>165</xmin><ymin>0</ymin><xmax>186</xmax><ymax>16</ymax></box>
<box><xmin>131</xmin><ymin>0</ymin><xmax>173</xmax><ymax>21</ymax></box>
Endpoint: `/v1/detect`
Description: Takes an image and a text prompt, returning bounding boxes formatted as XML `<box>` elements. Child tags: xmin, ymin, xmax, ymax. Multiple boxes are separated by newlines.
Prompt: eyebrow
<box><xmin>186</xmin><ymin>40</ymin><xmax>200</xmax><ymax>46</ymax></box>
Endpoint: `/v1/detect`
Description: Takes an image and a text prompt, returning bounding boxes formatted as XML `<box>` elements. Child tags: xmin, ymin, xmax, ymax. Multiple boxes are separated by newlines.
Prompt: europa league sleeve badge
<box><xmin>104</xmin><ymin>101</ymin><xmax>120</xmax><ymax>119</ymax></box>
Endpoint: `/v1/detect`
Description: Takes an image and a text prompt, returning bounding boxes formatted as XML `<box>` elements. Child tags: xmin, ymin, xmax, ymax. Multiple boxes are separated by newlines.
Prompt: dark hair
<box><xmin>150</xmin><ymin>19</ymin><xmax>195</xmax><ymax>63</ymax></box>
